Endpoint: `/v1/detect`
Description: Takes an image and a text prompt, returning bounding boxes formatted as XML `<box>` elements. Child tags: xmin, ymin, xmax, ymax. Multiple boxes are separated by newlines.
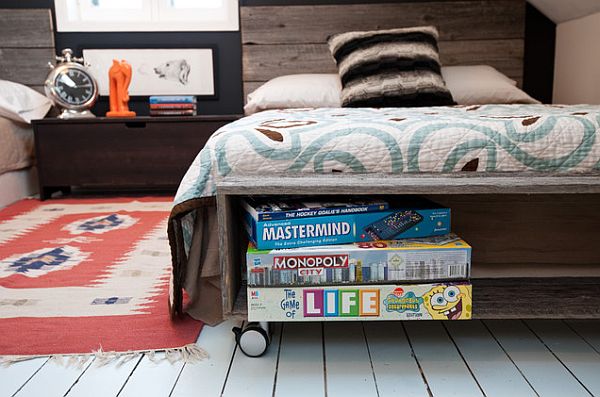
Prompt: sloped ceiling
<box><xmin>528</xmin><ymin>0</ymin><xmax>600</xmax><ymax>23</ymax></box>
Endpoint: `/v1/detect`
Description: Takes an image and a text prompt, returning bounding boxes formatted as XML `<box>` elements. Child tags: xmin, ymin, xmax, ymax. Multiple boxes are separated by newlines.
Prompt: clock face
<box><xmin>53</xmin><ymin>68</ymin><xmax>95</xmax><ymax>107</ymax></box>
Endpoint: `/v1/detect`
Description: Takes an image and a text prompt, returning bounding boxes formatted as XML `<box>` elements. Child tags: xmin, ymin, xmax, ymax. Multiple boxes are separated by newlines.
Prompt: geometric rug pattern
<box><xmin>0</xmin><ymin>197</ymin><xmax>202</xmax><ymax>357</ymax></box>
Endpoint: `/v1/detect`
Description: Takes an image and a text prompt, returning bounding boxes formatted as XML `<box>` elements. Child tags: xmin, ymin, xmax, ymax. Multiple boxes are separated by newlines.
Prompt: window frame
<box><xmin>54</xmin><ymin>0</ymin><xmax>239</xmax><ymax>32</ymax></box>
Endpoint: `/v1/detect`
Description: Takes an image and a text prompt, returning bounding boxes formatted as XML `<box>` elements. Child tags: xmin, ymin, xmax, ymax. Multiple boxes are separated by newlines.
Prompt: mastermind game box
<box><xmin>247</xmin><ymin>233</ymin><xmax>471</xmax><ymax>287</ymax></box>
<box><xmin>243</xmin><ymin>196</ymin><xmax>451</xmax><ymax>250</ymax></box>
<box><xmin>247</xmin><ymin>282</ymin><xmax>473</xmax><ymax>322</ymax></box>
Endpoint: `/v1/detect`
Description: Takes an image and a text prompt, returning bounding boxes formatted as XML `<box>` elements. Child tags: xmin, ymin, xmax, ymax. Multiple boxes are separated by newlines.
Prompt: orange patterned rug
<box><xmin>0</xmin><ymin>197</ymin><xmax>202</xmax><ymax>360</ymax></box>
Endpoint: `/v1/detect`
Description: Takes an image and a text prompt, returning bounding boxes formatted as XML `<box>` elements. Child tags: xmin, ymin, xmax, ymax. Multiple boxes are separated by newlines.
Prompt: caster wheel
<box><xmin>233</xmin><ymin>322</ymin><xmax>270</xmax><ymax>357</ymax></box>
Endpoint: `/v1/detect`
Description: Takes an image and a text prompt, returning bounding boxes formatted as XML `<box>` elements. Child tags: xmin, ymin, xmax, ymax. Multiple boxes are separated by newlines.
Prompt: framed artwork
<box><xmin>82</xmin><ymin>48</ymin><xmax>215</xmax><ymax>97</ymax></box>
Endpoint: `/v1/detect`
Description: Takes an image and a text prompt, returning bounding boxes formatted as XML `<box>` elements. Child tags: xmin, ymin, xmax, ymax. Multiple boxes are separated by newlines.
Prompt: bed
<box><xmin>0</xmin><ymin>9</ymin><xmax>55</xmax><ymax>208</ymax></box>
<box><xmin>168</xmin><ymin>0</ymin><xmax>600</xmax><ymax>324</ymax></box>
<box><xmin>0</xmin><ymin>117</ymin><xmax>39</xmax><ymax>208</ymax></box>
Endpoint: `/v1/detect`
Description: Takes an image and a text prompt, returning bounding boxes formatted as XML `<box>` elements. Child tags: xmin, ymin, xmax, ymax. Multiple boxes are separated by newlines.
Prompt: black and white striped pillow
<box><xmin>328</xmin><ymin>26</ymin><xmax>455</xmax><ymax>107</ymax></box>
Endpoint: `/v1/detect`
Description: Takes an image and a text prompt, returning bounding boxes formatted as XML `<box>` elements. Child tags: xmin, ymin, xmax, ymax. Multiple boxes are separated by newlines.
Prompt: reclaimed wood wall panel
<box><xmin>241</xmin><ymin>1</ymin><xmax>525</xmax><ymax>45</ymax></box>
<box><xmin>243</xmin><ymin>82</ymin><xmax>263</xmax><ymax>100</ymax></box>
<box><xmin>243</xmin><ymin>40</ymin><xmax>524</xmax><ymax>85</ymax></box>
<box><xmin>0</xmin><ymin>9</ymin><xmax>55</xmax><ymax>88</ymax></box>
<box><xmin>30</xmin><ymin>85</ymin><xmax>46</xmax><ymax>94</ymax></box>
<box><xmin>0</xmin><ymin>9</ymin><xmax>54</xmax><ymax>48</ymax></box>
<box><xmin>0</xmin><ymin>48</ymin><xmax>55</xmax><ymax>86</ymax></box>
<box><xmin>241</xmin><ymin>1</ymin><xmax>526</xmax><ymax>100</ymax></box>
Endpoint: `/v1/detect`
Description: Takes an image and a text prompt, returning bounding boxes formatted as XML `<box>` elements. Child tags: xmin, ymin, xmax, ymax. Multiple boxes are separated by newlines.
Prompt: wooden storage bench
<box><xmin>216</xmin><ymin>173</ymin><xmax>600</xmax><ymax>321</ymax></box>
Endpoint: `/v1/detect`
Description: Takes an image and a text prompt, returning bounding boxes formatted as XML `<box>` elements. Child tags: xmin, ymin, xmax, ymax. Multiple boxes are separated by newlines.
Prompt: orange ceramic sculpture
<box><xmin>106</xmin><ymin>59</ymin><xmax>136</xmax><ymax>117</ymax></box>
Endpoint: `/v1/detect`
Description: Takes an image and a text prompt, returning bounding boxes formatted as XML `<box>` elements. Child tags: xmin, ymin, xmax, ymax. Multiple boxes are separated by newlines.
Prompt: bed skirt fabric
<box><xmin>0</xmin><ymin>117</ymin><xmax>34</xmax><ymax>175</ymax></box>
<box><xmin>0</xmin><ymin>168</ymin><xmax>37</xmax><ymax>209</ymax></box>
<box><xmin>168</xmin><ymin>198</ymin><xmax>223</xmax><ymax>324</ymax></box>
<box><xmin>168</xmin><ymin>105</ymin><xmax>600</xmax><ymax>322</ymax></box>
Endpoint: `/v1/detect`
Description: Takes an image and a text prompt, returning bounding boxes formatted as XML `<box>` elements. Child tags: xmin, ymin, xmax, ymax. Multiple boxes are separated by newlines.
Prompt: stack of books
<box><xmin>149</xmin><ymin>96</ymin><xmax>197</xmax><ymax>116</ymax></box>
<box><xmin>243</xmin><ymin>196</ymin><xmax>473</xmax><ymax>322</ymax></box>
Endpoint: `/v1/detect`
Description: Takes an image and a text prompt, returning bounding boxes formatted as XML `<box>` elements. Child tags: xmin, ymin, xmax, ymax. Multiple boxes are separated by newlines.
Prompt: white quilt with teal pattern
<box><xmin>175</xmin><ymin>105</ymin><xmax>600</xmax><ymax>205</ymax></box>
<box><xmin>167</xmin><ymin>104</ymin><xmax>600</xmax><ymax>317</ymax></box>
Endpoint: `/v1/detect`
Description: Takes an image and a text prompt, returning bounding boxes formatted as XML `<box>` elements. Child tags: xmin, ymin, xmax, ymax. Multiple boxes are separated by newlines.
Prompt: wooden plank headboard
<box><xmin>241</xmin><ymin>0</ymin><xmax>525</xmax><ymax>99</ymax></box>
<box><xmin>0</xmin><ymin>9</ymin><xmax>55</xmax><ymax>93</ymax></box>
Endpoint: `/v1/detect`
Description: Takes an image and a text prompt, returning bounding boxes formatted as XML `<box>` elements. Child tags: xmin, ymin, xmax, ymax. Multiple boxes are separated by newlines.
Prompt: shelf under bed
<box><xmin>230</xmin><ymin>277</ymin><xmax>600</xmax><ymax>321</ymax></box>
<box><xmin>218</xmin><ymin>173</ymin><xmax>600</xmax><ymax>321</ymax></box>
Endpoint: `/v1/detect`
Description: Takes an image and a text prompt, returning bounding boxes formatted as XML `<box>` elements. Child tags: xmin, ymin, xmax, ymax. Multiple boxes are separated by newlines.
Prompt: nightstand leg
<box><xmin>39</xmin><ymin>186</ymin><xmax>70</xmax><ymax>200</ymax></box>
<box><xmin>40</xmin><ymin>187</ymin><xmax>53</xmax><ymax>201</ymax></box>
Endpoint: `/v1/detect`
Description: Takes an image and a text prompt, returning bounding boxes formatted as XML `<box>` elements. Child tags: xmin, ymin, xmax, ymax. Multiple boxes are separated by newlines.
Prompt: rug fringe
<box><xmin>0</xmin><ymin>344</ymin><xmax>209</xmax><ymax>368</ymax></box>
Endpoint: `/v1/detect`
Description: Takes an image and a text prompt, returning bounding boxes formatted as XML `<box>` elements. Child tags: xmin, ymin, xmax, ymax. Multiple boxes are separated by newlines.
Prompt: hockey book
<box><xmin>242</xmin><ymin>196</ymin><xmax>389</xmax><ymax>222</ymax></box>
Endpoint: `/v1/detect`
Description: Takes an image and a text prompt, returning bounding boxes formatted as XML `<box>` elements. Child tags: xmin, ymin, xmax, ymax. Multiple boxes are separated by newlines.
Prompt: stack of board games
<box><xmin>149</xmin><ymin>95</ymin><xmax>197</xmax><ymax>116</ymax></box>
<box><xmin>243</xmin><ymin>196</ymin><xmax>473</xmax><ymax>322</ymax></box>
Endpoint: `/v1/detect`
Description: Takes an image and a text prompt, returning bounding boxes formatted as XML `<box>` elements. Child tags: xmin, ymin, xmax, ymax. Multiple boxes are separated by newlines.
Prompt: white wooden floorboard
<box><xmin>4</xmin><ymin>320</ymin><xmax>600</xmax><ymax>397</ymax></box>
<box><xmin>445</xmin><ymin>321</ymin><xmax>536</xmax><ymax>397</ymax></box>
<box><xmin>171</xmin><ymin>319</ymin><xmax>242</xmax><ymax>397</ymax></box>
<box><xmin>221</xmin><ymin>323</ymin><xmax>282</xmax><ymax>397</ymax></box>
<box><xmin>404</xmin><ymin>321</ymin><xmax>483</xmax><ymax>397</ymax></box>
<box><xmin>274</xmin><ymin>323</ymin><xmax>325</xmax><ymax>397</ymax></box>
<box><xmin>324</xmin><ymin>322</ymin><xmax>378</xmax><ymax>397</ymax></box>
<box><xmin>565</xmin><ymin>320</ymin><xmax>600</xmax><ymax>353</ymax></box>
<box><xmin>12</xmin><ymin>356</ymin><xmax>94</xmax><ymax>397</ymax></box>
<box><xmin>363</xmin><ymin>322</ymin><xmax>429</xmax><ymax>397</ymax></box>
<box><xmin>117</xmin><ymin>353</ymin><xmax>184</xmax><ymax>397</ymax></box>
<box><xmin>527</xmin><ymin>320</ymin><xmax>600</xmax><ymax>396</ymax></box>
<box><xmin>485</xmin><ymin>320</ymin><xmax>591</xmax><ymax>397</ymax></box>
<box><xmin>63</xmin><ymin>355</ymin><xmax>142</xmax><ymax>397</ymax></box>
<box><xmin>0</xmin><ymin>357</ymin><xmax>48</xmax><ymax>397</ymax></box>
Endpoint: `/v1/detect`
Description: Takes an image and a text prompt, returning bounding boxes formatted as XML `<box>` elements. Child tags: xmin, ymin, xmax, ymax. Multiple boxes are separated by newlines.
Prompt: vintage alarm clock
<box><xmin>45</xmin><ymin>48</ymin><xmax>98</xmax><ymax>119</ymax></box>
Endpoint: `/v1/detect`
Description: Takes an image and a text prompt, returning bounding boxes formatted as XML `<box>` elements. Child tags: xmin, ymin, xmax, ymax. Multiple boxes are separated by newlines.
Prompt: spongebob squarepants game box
<box><xmin>247</xmin><ymin>282</ymin><xmax>472</xmax><ymax>322</ymax></box>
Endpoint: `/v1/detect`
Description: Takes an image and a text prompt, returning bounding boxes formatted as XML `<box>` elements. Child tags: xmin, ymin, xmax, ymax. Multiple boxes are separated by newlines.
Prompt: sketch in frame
<box><xmin>82</xmin><ymin>48</ymin><xmax>214</xmax><ymax>96</ymax></box>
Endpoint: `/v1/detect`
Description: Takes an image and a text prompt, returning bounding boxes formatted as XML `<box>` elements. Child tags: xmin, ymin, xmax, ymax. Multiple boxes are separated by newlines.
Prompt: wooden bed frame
<box><xmin>218</xmin><ymin>174</ymin><xmax>600</xmax><ymax>320</ymax></box>
<box><xmin>216</xmin><ymin>1</ymin><xmax>600</xmax><ymax>321</ymax></box>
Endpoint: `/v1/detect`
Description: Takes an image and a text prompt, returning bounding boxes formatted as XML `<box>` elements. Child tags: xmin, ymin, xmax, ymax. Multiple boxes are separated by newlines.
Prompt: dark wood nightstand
<box><xmin>33</xmin><ymin>115</ymin><xmax>241</xmax><ymax>199</ymax></box>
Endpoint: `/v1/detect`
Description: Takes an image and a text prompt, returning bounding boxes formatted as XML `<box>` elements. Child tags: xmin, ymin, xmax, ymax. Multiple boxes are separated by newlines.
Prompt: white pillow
<box><xmin>0</xmin><ymin>80</ymin><xmax>52</xmax><ymax>124</ymax></box>
<box><xmin>244</xmin><ymin>74</ymin><xmax>342</xmax><ymax>115</ymax></box>
<box><xmin>441</xmin><ymin>65</ymin><xmax>540</xmax><ymax>105</ymax></box>
<box><xmin>244</xmin><ymin>66</ymin><xmax>539</xmax><ymax>114</ymax></box>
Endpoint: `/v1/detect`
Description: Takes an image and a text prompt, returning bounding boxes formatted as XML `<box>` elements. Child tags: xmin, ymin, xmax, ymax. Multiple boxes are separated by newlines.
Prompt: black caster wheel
<box><xmin>232</xmin><ymin>322</ymin><xmax>271</xmax><ymax>357</ymax></box>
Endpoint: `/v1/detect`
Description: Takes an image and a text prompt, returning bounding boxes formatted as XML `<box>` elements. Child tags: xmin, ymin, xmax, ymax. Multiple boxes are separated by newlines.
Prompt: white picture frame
<box><xmin>82</xmin><ymin>48</ymin><xmax>215</xmax><ymax>96</ymax></box>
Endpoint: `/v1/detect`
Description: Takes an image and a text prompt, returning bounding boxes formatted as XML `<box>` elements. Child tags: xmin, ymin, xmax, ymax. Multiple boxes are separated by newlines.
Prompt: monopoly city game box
<box><xmin>243</xmin><ymin>196</ymin><xmax>451</xmax><ymax>250</ymax></box>
<box><xmin>247</xmin><ymin>282</ymin><xmax>473</xmax><ymax>322</ymax></box>
<box><xmin>247</xmin><ymin>234</ymin><xmax>471</xmax><ymax>287</ymax></box>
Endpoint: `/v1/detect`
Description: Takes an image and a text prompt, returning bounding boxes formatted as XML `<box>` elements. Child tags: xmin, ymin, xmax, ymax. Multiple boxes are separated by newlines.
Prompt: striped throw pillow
<box><xmin>328</xmin><ymin>26</ymin><xmax>455</xmax><ymax>107</ymax></box>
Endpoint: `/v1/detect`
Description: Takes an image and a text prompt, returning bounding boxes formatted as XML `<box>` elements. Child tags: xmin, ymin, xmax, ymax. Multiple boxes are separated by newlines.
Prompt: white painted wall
<box><xmin>528</xmin><ymin>0</ymin><xmax>600</xmax><ymax>23</ymax></box>
<box><xmin>553</xmin><ymin>11</ymin><xmax>600</xmax><ymax>104</ymax></box>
